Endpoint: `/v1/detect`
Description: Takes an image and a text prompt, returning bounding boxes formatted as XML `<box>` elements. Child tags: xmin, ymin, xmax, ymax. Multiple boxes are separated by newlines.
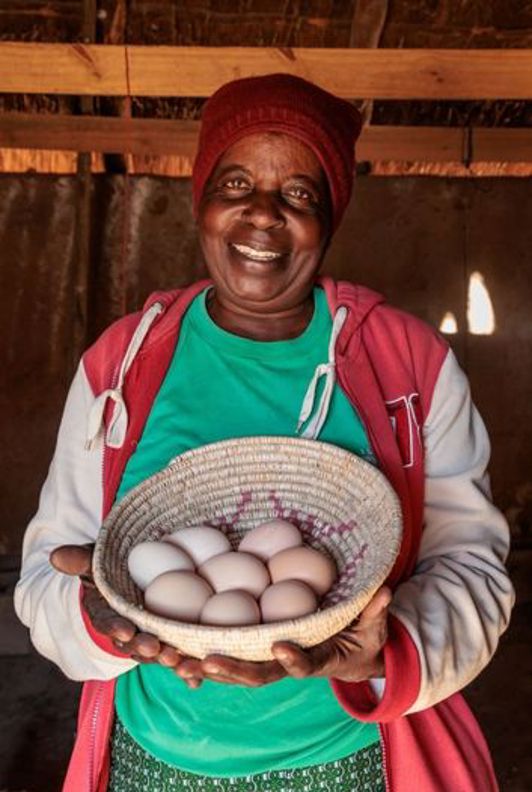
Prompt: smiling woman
<box><xmin>15</xmin><ymin>74</ymin><xmax>513</xmax><ymax>792</ymax></box>
<box><xmin>199</xmin><ymin>132</ymin><xmax>331</xmax><ymax>339</ymax></box>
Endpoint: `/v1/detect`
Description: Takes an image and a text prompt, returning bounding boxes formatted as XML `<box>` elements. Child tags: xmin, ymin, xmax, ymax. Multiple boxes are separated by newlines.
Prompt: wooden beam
<box><xmin>474</xmin><ymin>128</ymin><xmax>532</xmax><ymax>162</ymax></box>
<box><xmin>4</xmin><ymin>113</ymin><xmax>532</xmax><ymax>165</ymax></box>
<box><xmin>3</xmin><ymin>44</ymin><xmax>532</xmax><ymax>98</ymax></box>
<box><xmin>0</xmin><ymin>114</ymin><xmax>199</xmax><ymax>156</ymax></box>
<box><xmin>0</xmin><ymin>43</ymin><xmax>126</xmax><ymax>95</ymax></box>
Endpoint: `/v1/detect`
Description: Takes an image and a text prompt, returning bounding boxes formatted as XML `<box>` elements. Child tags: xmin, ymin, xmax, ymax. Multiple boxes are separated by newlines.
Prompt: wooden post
<box><xmin>72</xmin><ymin>0</ymin><xmax>97</xmax><ymax>371</ymax></box>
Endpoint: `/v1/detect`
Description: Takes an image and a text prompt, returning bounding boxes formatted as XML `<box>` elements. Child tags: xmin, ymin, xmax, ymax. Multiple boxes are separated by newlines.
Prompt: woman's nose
<box><xmin>242</xmin><ymin>191</ymin><xmax>285</xmax><ymax>230</ymax></box>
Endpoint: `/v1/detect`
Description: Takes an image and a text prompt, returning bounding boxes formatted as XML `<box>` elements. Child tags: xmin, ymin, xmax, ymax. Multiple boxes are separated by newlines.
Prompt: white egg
<box><xmin>199</xmin><ymin>552</ymin><xmax>270</xmax><ymax>598</ymax></box>
<box><xmin>260</xmin><ymin>580</ymin><xmax>318</xmax><ymax>623</ymax></box>
<box><xmin>164</xmin><ymin>526</ymin><xmax>231</xmax><ymax>566</ymax></box>
<box><xmin>200</xmin><ymin>590</ymin><xmax>261</xmax><ymax>627</ymax></box>
<box><xmin>127</xmin><ymin>541</ymin><xmax>194</xmax><ymax>591</ymax></box>
<box><xmin>268</xmin><ymin>546</ymin><xmax>337</xmax><ymax>596</ymax></box>
<box><xmin>144</xmin><ymin>571</ymin><xmax>213</xmax><ymax>622</ymax></box>
<box><xmin>238</xmin><ymin>519</ymin><xmax>303</xmax><ymax>561</ymax></box>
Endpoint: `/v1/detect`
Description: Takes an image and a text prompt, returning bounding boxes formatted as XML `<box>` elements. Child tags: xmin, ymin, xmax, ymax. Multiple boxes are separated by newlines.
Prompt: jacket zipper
<box><xmin>337</xmin><ymin>364</ymin><xmax>393</xmax><ymax>792</ymax></box>
<box><xmin>90</xmin><ymin>360</ymin><xmax>119</xmax><ymax>792</ymax></box>
<box><xmin>88</xmin><ymin>682</ymin><xmax>105</xmax><ymax>792</ymax></box>
<box><xmin>378</xmin><ymin>724</ymin><xmax>391</xmax><ymax>792</ymax></box>
<box><xmin>336</xmin><ymin>365</ymin><xmax>392</xmax><ymax>484</ymax></box>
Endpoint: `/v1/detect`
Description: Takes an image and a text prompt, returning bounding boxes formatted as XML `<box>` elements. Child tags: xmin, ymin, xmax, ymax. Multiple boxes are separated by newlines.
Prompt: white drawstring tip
<box><xmin>296</xmin><ymin>306</ymin><xmax>348</xmax><ymax>440</ymax></box>
<box><xmin>84</xmin><ymin>301</ymin><xmax>163</xmax><ymax>453</ymax></box>
<box><xmin>105</xmin><ymin>396</ymin><xmax>129</xmax><ymax>449</ymax></box>
<box><xmin>85</xmin><ymin>388</ymin><xmax>127</xmax><ymax>451</ymax></box>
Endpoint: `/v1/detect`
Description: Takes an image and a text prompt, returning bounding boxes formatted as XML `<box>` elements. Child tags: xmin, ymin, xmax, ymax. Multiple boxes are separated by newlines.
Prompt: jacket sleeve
<box><xmin>332</xmin><ymin>347</ymin><xmax>514</xmax><ymax>719</ymax></box>
<box><xmin>392</xmin><ymin>347</ymin><xmax>514</xmax><ymax>712</ymax></box>
<box><xmin>14</xmin><ymin>361</ymin><xmax>137</xmax><ymax>681</ymax></box>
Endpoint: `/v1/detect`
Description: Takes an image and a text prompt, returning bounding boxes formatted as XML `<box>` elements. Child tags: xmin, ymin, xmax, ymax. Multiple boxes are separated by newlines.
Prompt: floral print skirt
<box><xmin>108</xmin><ymin>717</ymin><xmax>385</xmax><ymax>791</ymax></box>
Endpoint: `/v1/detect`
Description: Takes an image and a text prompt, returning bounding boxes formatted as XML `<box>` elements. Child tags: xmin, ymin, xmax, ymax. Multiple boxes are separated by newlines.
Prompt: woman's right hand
<box><xmin>49</xmin><ymin>544</ymin><xmax>185</xmax><ymax>673</ymax></box>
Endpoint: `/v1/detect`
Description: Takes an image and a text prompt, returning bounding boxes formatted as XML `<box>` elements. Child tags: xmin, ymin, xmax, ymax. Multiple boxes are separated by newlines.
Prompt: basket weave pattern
<box><xmin>94</xmin><ymin>437</ymin><xmax>402</xmax><ymax>661</ymax></box>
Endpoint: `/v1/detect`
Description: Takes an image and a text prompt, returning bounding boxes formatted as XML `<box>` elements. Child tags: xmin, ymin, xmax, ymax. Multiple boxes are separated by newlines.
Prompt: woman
<box><xmin>15</xmin><ymin>74</ymin><xmax>513</xmax><ymax>791</ymax></box>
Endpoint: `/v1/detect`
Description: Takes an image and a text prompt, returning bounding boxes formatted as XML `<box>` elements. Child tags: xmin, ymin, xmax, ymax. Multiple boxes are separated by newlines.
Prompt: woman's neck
<box><xmin>206</xmin><ymin>292</ymin><xmax>315</xmax><ymax>341</ymax></box>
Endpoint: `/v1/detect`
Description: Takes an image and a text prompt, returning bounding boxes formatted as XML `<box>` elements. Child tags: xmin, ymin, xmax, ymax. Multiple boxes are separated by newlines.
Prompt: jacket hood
<box><xmin>318</xmin><ymin>276</ymin><xmax>386</xmax><ymax>332</ymax></box>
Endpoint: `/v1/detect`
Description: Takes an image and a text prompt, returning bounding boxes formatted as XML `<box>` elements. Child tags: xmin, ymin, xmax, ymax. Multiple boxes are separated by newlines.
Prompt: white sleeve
<box><xmin>390</xmin><ymin>348</ymin><xmax>514</xmax><ymax>713</ymax></box>
<box><xmin>14</xmin><ymin>362</ymin><xmax>136</xmax><ymax>681</ymax></box>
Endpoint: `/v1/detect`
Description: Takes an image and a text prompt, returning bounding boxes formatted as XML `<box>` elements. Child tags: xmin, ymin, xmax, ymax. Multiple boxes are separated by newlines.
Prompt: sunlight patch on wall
<box><xmin>439</xmin><ymin>311</ymin><xmax>458</xmax><ymax>334</ymax></box>
<box><xmin>467</xmin><ymin>272</ymin><xmax>496</xmax><ymax>335</ymax></box>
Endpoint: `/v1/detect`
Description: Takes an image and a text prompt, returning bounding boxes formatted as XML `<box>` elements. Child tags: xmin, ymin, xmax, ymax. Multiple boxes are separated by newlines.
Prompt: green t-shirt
<box><xmin>115</xmin><ymin>287</ymin><xmax>379</xmax><ymax>776</ymax></box>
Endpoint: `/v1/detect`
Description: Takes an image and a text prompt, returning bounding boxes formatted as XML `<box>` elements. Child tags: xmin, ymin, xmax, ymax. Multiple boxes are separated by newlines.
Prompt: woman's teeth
<box><xmin>232</xmin><ymin>243</ymin><xmax>283</xmax><ymax>262</ymax></box>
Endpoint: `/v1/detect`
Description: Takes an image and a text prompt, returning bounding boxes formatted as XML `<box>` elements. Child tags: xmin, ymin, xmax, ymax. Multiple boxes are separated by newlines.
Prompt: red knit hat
<box><xmin>192</xmin><ymin>73</ymin><xmax>362</xmax><ymax>231</ymax></box>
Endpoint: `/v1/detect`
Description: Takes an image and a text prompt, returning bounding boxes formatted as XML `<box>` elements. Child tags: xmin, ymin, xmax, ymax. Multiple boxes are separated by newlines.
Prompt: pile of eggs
<box><xmin>127</xmin><ymin>520</ymin><xmax>337</xmax><ymax>627</ymax></box>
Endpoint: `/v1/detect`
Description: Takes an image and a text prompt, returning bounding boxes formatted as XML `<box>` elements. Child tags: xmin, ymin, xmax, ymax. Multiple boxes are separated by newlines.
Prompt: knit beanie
<box><xmin>192</xmin><ymin>73</ymin><xmax>362</xmax><ymax>231</ymax></box>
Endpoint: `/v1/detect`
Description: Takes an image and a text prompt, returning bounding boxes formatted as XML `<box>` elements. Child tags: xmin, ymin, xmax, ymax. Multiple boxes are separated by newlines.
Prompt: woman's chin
<box><xmin>219</xmin><ymin>273</ymin><xmax>289</xmax><ymax>307</ymax></box>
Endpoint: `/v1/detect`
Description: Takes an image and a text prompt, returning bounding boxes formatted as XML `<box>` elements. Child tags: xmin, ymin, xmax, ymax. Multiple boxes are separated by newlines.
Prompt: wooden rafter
<box><xmin>2</xmin><ymin>114</ymin><xmax>532</xmax><ymax>166</ymax></box>
<box><xmin>3</xmin><ymin>44</ymin><xmax>532</xmax><ymax>98</ymax></box>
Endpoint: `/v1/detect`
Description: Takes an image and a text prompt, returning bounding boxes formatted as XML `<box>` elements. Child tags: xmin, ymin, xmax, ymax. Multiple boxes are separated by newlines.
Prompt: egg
<box><xmin>199</xmin><ymin>552</ymin><xmax>270</xmax><ymax>598</ymax></box>
<box><xmin>268</xmin><ymin>546</ymin><xmax>337</xmax><ymax>596</ymax></box>
<box><xmin>144</xmin><ymin>571</ymin><xmax>213</xmax><ymax>622</ymax></box>
<box><xmin>200</xmin><ymin>590</ymin><xmax>261</xmax><ymax>627</ymax></box>
<box><xmin>260</xmin><ymin>580</ymin><xmax>318</xmax><ymax>623</ymax></box>
<box><xmin>238</xmin><ymin>519</ymin><xmax>303</xmax><ymax>561</ymax></box>
<box><xmin>163</xmin><ymin>525</ymin><xmax>231</xmax><ymax>567</ymax></box>
<box><xmin>127</xmin><ymin>541</ymin><xmax>194</xmax><ymax>591</ymax></box>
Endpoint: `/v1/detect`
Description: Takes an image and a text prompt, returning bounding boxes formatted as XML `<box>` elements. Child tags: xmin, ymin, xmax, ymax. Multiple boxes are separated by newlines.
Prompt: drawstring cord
<box><xmin>297</xmin><ymin>306</ymin><xmax>348</xmax><ymax>440</ymax></box>
<box><xmin>86</xmin><ymin>301</ymin><xmax>348</xmax><ymax>450</ymax></box>
<box><xmin>85</xmin><ymin>301</ymin><xmax>163</xmax><ymax>450</ymax></box>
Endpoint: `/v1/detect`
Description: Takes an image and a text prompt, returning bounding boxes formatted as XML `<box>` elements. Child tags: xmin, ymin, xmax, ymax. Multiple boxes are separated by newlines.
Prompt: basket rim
<box><xmin>93</xmin><ymin>436</ymin><xmax>403</xmax><ymax>651</ymax></box>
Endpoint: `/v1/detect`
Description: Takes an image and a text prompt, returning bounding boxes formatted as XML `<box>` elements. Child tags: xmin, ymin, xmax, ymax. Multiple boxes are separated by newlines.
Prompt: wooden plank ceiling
<box><xmin>2</xmin><ymin>44</ymin><xmax>532</xmax><ymax>173</ymax></box>
<box><xmin>2</xmin><ymin>0</ymin><xmax>532</xmax><ymax>177</ymax></box>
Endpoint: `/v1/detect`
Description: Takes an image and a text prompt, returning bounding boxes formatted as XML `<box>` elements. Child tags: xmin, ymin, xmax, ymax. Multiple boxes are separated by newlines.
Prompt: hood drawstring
<box><xmin>85</xmin><ymin>302</ymin><xmax>164</xmax><ymax>450</ymax></box>
<box><xmin>86</xmin><ymin>299</ymin><xmax>348</xmax><ymax>450</ymax></box>
<box><xmin>297</xmin><ymin>306</ymin><xmax>348</xmax><ymax>440</ymax></box>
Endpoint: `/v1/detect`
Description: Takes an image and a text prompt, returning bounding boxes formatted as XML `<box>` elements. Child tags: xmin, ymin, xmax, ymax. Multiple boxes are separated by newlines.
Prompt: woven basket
<box><xmin>93</xmin><ymin>436</ymin><xmax>402</xmax><ymax>661</ymax></box>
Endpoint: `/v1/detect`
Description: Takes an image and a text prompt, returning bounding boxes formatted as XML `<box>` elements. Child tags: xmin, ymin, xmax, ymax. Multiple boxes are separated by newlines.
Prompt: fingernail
<box><xmin>204</xmin><ymin>663</ymin><xmax>220</xmax><ymax>674</ymax></box>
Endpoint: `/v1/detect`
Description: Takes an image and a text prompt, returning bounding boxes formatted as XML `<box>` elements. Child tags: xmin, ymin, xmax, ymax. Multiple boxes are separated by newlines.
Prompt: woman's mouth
<box><xmin>230</xmin><ymin>243</ymin><xmax>285</xmax><ymax>262</ymax></box>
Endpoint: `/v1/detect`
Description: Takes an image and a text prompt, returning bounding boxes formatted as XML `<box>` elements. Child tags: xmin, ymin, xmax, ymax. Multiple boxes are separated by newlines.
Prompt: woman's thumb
<box><xmin>358</xmin><ymin>586</ymin><xmax>392</xmax><ymax>624</ymax></box>
<box><xmin>50</xmin><ymin>544</ymin><xmax>94</xmax><ymax>577</ymax></box>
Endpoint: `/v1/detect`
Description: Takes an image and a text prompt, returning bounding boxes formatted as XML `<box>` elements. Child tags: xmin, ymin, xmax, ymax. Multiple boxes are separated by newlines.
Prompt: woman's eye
<box><xmin>286</xmin><ymin>186</ymin><xmax>317</xmax><ymax>205</ymax></box>
<box><xmin>222</xmin><ymin>177</ymin><xmax>250</xmax><ymax>192</ymax></box>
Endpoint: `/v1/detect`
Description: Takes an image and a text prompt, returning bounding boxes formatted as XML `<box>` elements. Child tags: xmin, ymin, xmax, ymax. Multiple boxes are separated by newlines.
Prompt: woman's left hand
<box><xmin>175</xmin><ymin>586</ymin><xmax>391</xmax><ymax>688</ymax></box>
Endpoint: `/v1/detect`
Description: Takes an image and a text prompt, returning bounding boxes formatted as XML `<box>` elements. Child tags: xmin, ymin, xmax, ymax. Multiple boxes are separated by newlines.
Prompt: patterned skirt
<box><xmin>108</xmin><ymin>717</ymin><xmax>386</xmax><ymax>792</ymax></box>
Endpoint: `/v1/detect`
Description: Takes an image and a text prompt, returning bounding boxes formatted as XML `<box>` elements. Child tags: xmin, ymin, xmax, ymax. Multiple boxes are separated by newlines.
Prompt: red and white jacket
<box><xmin>15</xmin><ymin>277</ymin><xmax>514</xmax><ymax>792</ymax></box>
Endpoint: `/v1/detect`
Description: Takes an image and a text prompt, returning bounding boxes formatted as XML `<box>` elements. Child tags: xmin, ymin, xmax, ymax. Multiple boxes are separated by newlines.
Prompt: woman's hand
<box><xmin>49</xmin><ymin>544</ymin><xmax>184</xmax><ymax>670</ymax></box>
<box><xmin>176</xmin><ymin>586</ymin><xmax>391</xmax><ymax>689</ymax></box>
<box><xmin>271</xmin><ymin>585</ymin><xmax>391</xmax><ymax>683</ymax></box>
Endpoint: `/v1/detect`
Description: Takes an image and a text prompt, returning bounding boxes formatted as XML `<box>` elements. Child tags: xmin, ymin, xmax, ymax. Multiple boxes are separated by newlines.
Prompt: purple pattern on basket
<box><xmin>206</xmin><ymin>489</ymin><xmax>369</xmax><ymax>602</ymax></box>
<box><xmin>208</xmin><ymin>490</ymin><xmax>253</xmax><ymax>542</ymax></box>
<box><xmin>268</xmin><ymin>491</ymin><xmax>360</xmax><ymax>540</ymax></box>
<box><xmin>268</xmin><ymin>491</ymin><xmax>319</xmax><ymax>536</ymax></box>
<box><xmin>323</xmin><ymin>543</ymin><xmax>369</xmax><ymax>606</ymax></box>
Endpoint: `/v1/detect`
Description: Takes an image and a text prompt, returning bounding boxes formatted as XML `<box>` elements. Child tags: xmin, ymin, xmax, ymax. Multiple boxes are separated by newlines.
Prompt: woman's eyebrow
<box><xmin>290</xmin><ymin>173</ymin><xmax>322</xmax><ymax>189</ymax></box>
<box><xmin>213</xmin><ymin>163</ymin><xmax>251</xmax><ymax>179</ymax></box>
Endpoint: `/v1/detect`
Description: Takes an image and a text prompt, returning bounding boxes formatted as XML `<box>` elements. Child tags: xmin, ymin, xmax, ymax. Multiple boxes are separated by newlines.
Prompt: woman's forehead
<box><xmin>214</xmin><ymin>132</ymin><xmax>324</xmax><ymax>182</ymax></box>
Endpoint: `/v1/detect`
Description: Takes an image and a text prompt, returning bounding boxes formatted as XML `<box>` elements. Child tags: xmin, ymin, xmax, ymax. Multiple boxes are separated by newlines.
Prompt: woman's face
<box><xmin>197</xmin><ymin>132</ymin><xmax>332</xmax><ymax>314</ymax></box>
